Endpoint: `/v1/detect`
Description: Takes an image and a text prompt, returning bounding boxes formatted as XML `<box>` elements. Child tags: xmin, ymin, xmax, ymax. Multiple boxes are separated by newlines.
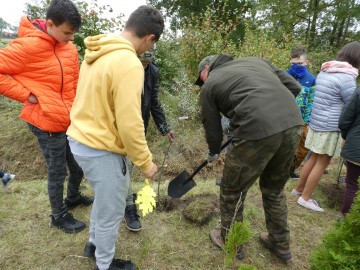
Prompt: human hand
<box><xmin>143</xmin><ymin>163</ymin><xmax>157</xmax><ymax>179</ymax></box>
<box><xmin>28</xmin><ymin>94</ymin><xmax>38</xmax><ymax>103</ymax></box>
<box><xmin>207</xmin><ymin>152</ymin><xmax>219</xmax><ymax>163</ymax></box>
<box><xmin>166</xmin><ymin>131</ymin><xmax>175</xmax><ymax>143</ymax></box>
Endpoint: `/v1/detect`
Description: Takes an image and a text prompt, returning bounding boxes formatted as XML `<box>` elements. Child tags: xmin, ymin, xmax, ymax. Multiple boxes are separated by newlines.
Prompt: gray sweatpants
<box><xmin>73</xmin><ymin>152</ymin><xmax>130</xmax><ymax>270</ymax></box>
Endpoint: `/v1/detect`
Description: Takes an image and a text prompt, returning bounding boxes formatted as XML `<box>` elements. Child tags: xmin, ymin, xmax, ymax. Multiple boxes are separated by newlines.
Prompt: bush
<box><xmin>310</xmin><ymin>179</ymin><xmax>360</xmax><ymax>270</ymax></box>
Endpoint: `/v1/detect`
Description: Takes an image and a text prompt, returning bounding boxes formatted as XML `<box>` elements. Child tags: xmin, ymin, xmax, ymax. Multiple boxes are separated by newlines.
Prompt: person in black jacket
<box><xmin>338</xmin><ymin>85</ymin><xmax>360</xmax><ymax>217</ymax></box>
<box><xmin>124</xmin><ymin>50</ymin><xmax>175</xmax><ymax>232</ymax></box>
<box><xmin>140</xmin><ymin>50</ymin><xmax>175</xmax><ymax>140</ymax></box>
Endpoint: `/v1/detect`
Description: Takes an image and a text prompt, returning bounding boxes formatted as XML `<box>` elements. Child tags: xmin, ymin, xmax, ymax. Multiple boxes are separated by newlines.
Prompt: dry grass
<box><xmin>0</xmin><ymin>96</ymin><xmax>346</xmax><ymax>270</ymax></box>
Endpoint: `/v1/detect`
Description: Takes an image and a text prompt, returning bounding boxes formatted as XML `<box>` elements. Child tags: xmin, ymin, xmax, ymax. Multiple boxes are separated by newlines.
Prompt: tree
<box><xmin>0</xmin><ymin>17</ymin><xmax>11</xmax><ymax>39</ymax></box>
<box><xmin>149</xmin><ymin>0</ymin><xmax>252</xmax><ymax>43</ymax></box>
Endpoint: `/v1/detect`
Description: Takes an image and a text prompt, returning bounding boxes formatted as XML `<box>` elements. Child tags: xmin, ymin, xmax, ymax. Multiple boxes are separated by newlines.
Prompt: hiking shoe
<box><xmin>215</xmin><ymin>179</ymin><xmax>222</xmax><ymax>186</ymax></box>
<box><xmin>290</xmin><ymin>189</ymin><xmax>302</xmax><ymax>196</ymax></box>
<box><xmin>65</xmin><ymin>194</ymin><xmax>94</xmax><ymax>209</ymax></box>
<box><xmin>2</xmin><ymin>173</ymin><xmax>15</xmax><ymax>188</ymax></box>
<box><xmin>297</xmin><ymin>196</ymin><xmax>324</xmax><ymax>212</ymax></box>
<box><xmin>259</xmin><ymin>232</ymin><xmax>291</xmax><ymax>263</ymax></box>
<box><xmin>51</xmin><ymin>212</ymin><xmax>86</xmax><ymax>233</ymax></box>
<box><xmin>289</xmin><ymin>172</ymin><xmax>300</xmax><ymax>179</ymax></box>
<box><xmin>209</xmin><ymin>228</ymin><xmax>224</xmax><ymax>248</ymax></box>
<box><xmin>83</xmin><ymin>241</ymin><xmax>96</xmax><ymax>258</ymax></box>
<box><xmin>210</xmin><ymin>228</ymin><xmax>245</xmax><ymax>260</ymax></box>
<box><xmin>125</xmin><ymin>204</ymin><xmax>142</xmax><ymax>232</ymax></box>
<box><xmin>95</xmin><ymin>258</ymin><xmax>136</xmax><ymax>270</ymax></box>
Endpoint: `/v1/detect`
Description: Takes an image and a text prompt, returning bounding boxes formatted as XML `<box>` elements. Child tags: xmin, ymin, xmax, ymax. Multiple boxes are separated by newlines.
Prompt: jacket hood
<box><xmin>84</xmin><ymin>34</ymin><xmax>136</xmax><ymax>64</ymax></box>
<box><xmin>18</xmin><ymin>16</ymin><xmax>54</xmax><ymax>44</ymax></box>
<box><xmin>321</xmin><ymin>60</ymin><xmax>358</xmax><ymax>77</ymax></box>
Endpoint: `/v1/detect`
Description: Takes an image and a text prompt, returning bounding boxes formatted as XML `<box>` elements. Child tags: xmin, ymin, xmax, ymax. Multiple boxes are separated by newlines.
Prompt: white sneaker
<box><xmin>290</xmin><ymin>189</ymin><xmax>302</xmax><ymax>196</ymax></box>
<box><xmin>297</xmin><ymin>196</ymin><xmax>324</xmax><ymax>212</ymax></box>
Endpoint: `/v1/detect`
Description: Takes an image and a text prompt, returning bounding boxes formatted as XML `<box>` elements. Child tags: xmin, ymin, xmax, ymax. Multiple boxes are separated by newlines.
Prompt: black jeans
<box><xmin>28</xmin><ymin>124</ymin><xmax>84</xmax><ymax>219</ymax></box>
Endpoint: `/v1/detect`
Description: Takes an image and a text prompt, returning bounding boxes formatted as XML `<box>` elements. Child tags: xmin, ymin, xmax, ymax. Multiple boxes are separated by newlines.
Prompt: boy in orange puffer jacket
<box><xmin>0</xmin><ymin>0</ymin><xmax>93</xmax><ymax>233</ymax></box>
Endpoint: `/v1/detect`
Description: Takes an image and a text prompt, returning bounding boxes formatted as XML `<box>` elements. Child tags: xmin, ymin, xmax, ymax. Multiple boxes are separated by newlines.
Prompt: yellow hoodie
<box><xmin>67</xmin><ymin>34</ymin><xmax>153</xmax><ymax>173</ymax></box>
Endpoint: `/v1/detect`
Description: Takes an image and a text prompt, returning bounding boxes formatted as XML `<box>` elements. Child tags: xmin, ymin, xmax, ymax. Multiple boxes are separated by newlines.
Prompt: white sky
<box><xmin>0</xmin><ymin>0</ymin><xmax>147</xmax><ymax>27</ymax></box>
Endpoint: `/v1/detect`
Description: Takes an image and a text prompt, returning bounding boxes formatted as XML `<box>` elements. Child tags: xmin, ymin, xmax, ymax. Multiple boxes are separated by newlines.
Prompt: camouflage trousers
<box><xmin>220</xmin><ymin>126</ymin><xmax>302</xmax><ymax>250</ymax></box>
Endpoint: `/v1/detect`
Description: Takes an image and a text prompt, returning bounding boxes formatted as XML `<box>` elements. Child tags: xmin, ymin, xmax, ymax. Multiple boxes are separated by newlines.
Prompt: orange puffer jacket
<box><xmin>0</xmin><ymin>16</ymin><xmax>79</xmax><ymax>132</ymax></box>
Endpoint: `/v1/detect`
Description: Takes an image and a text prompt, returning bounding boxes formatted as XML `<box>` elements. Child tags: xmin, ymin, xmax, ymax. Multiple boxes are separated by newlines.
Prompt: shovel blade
<box><xmin>168</xmin><ymin>170</ymin><xmax>196</xmax><ymax>198</ymax></box>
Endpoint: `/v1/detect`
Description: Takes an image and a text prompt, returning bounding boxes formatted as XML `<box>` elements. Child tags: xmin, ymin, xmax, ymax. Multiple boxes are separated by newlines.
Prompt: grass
<box><xmin>0</xmin><ymin>96</ymin><xmax>346</xmax><ymax>269</ymax></box>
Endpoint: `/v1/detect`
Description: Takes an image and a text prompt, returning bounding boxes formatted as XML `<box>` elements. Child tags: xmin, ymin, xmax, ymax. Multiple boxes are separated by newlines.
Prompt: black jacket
<box><xmin>200</xmin><ymin>55</ymin><xmax>303</xmax><ymax>154</ymax></box>
<box><xmin>339</xmin><ymin>86</ymin><xmax>360</xmax><ymax>163</ymax></box>
<box><xmin>141</xmin><ymin>63</ymin><xmax>170</xmax><ymax>135</ymax></box>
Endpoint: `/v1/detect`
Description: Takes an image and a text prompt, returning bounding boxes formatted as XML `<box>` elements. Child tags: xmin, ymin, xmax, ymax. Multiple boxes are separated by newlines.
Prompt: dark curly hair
<box><xmin>46</xmin><ymin>0</ymin><xmax>81</xmax><ymax>31</ymax></box>
<box><xmin>125</xmin><ymin>5</ymin><xmax>164</xmax><ymax>42</ymax></box>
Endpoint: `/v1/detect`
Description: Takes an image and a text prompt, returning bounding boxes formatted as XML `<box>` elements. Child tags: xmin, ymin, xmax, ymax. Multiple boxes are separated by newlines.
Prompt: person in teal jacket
<box><xmin>287</xmin><ymin>46</ymin><xmax>316</xmax><ymax>178</ymax></box>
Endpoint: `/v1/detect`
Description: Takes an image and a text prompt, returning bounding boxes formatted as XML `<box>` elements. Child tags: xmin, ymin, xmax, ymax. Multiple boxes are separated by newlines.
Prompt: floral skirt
<box><xmin>305</xmin><ymin>128</ymin><xmax>343</xmax><ymax>157</ymax></box>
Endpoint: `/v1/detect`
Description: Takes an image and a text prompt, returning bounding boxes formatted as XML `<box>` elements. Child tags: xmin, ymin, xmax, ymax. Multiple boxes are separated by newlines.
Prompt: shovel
<box><xmin>168</xmin><ymin>138</ymin><xmax>233</xmax><ymax>198</ymax></box>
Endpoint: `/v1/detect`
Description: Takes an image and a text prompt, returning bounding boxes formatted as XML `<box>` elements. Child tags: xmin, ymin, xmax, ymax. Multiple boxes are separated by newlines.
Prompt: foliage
<box><xmin>179</xmin><ymin>6</ymin><xmax>242</xmax><ymax>80</ymax></box>
<box><xmin>153</xmin><ymin>0</ymin><xmax>359</xmax><ymax>53</ymax></box>
<box><xmin>162</xmin><ymin>69</ymin><xmax>201</xmax><ymax>120</ymax></box>
<box><xmin>149</xmin><ymin>0</ymin><xmax>251</xmax><ymax>42</ymax></box>
<box><xmin>224</xmin><ymin>220</ymin><xmax>253</xmax><ymax>268</ymax></box>
<box><xmin>0</xmin><ymin>17</ymin><xmax>11</xmax><ymax>39</ymax></box>
<box><xmin>310</xmin><ymin>181</ymin><xmax>360</xmax><ymax>270</ymax></box>
<box><xmin>154</xmin><ymin>33</ymin><xmax>183</xmax><ymax>89</ymax></box>
<box><xmin>135</xmin><ymin>178</ymin><xmax>157</xmax><ymax>217</ymax></box>
<box><xmin>24</xmin><ymin>0</ymin><xmax>124</xmax><ymax>60</ymax></box>
<box><xmin>73</xmin><ymin>0</ymin><xmax>124</xmax><ymax>60</ymax></box>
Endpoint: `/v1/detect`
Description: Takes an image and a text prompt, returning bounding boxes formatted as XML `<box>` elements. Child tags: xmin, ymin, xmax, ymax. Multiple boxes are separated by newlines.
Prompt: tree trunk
<box><xmin>309</xmin><ymin>0</ymin><xmax>320</xmax><ymax>48</ymax></box>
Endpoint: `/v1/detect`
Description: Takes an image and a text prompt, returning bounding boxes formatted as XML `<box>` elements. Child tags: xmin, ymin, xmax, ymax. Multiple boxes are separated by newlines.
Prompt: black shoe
<box><xmin>65</xmin><ymin>194</ymin><xmax>94</xmax><ymax>209</ymax></box>
<box><xmin>83</xmin><ymin>241</ymin><xmax>96</xmax><ymax>258</ymax></box>
<box><xmin>51</xmin><ymin>212</ymin><xmax>86</xmax><ymax>233</ymax></box>
<box><xmin>124</xmin><ymin>204</ymin><xmax>142</xmax><ymax>232</ymax></box>
<box><xmin>2</xmin><ymin>173</ymin><xmax>15</xmax><ymax>188</ymax></box>
<box><xmin>215</xmin><ymin>179</ymin><xmax>222</xmax><ymax>186</ymax></box>
<box><xmin>289</xmin><ymin>172</ymin><xmax>300</xmax><ymax>179</ymax></box>
<box><xmin>95</xmin><ymin>258</ymin><xmax>136</xmax><ymax>270</ymax></box>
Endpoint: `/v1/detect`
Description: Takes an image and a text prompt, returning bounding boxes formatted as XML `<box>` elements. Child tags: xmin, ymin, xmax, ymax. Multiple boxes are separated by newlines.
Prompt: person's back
<box><xmin>201</xmin><ymin>57</ymin><xmax>303</xmax><ymax>147</ymax></box>
<box><xmin>67</xmin><ymin>35</ymin><xmax>153</xmax><ymax>168</ymax></box>
<box><xmin>197</xmin><ymin>54</ymin><xmax>303</xmax><ymax>263</ymax></box>
<box><xmin>67</xmin><ymin>5</ymin><xmax>164</xmax><ymax>270</ymax></box>
<box><xmin>311</xmin><ymin>65</ymin><xmax>357</xmax><ymax>131</ymax></box>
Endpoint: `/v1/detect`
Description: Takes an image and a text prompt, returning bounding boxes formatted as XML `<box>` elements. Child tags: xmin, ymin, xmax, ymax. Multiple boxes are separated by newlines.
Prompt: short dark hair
<box><xmin>46</xmin><ymin>0</ymin><xmax>81</xmax><ymax>31</ymax></box>
<box><xmin>125</xmin><ymin>5</ymin><xmax>164</xmax><ymax>42</ymax></box>
<box><xmin>290</xmin><ymin>46</ymin><xmax>307</xmax><ymax>59</ymax></box>
<box><xmin>336</xmin><ymin>41</ymin><xmax>360</xmax><ymax>69</ymax></box>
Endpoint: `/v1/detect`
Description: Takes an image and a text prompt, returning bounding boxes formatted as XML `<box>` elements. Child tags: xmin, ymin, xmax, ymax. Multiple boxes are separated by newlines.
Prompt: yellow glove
<box><xmin>135</xmin><ymin>178</ymin><xmax>156</xmax><ymax>217</ymax></box>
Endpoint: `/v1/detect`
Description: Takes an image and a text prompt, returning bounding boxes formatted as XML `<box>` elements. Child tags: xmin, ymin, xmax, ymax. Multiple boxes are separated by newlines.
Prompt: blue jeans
<box><xmin>28</xmin><ymin>124</ymin><xmax>83</xmax><ymax>218</ymax></box>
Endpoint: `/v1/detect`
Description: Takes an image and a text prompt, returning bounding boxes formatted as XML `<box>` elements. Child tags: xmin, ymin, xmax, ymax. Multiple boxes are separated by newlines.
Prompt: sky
<box><xmin>0</xmin><ymin>0</ymin><xmax>147</xmax><ymax>27</ymax></box>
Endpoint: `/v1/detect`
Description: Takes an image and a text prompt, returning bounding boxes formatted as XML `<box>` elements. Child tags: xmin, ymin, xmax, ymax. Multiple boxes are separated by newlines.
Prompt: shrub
<box><xmin>310</xmin><ymin>179</ymin><xmax>360</xmax><ymax>270</ymax></box>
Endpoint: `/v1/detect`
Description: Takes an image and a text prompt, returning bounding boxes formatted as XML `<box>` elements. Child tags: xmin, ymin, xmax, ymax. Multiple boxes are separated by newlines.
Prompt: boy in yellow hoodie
<box><xmin>67</xmin><ymin>5</ymin><xmax>164</xmax><ymax>270</ymax></box>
